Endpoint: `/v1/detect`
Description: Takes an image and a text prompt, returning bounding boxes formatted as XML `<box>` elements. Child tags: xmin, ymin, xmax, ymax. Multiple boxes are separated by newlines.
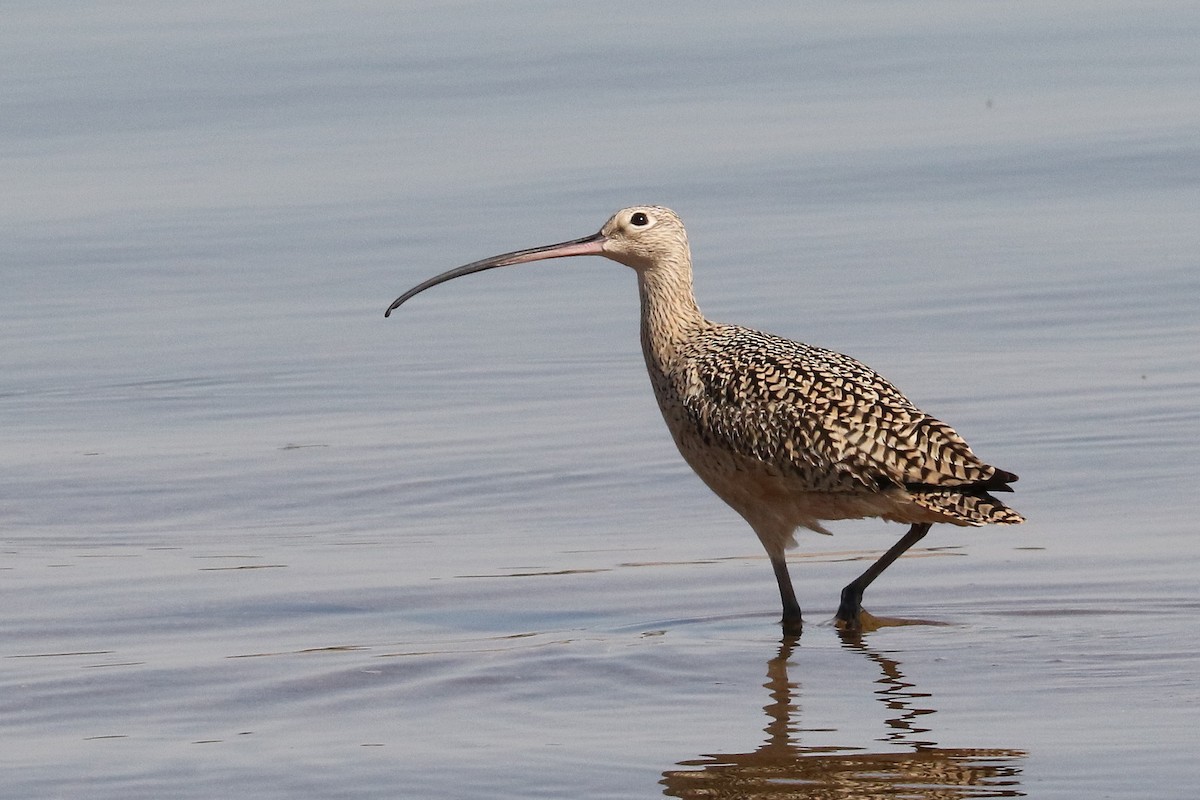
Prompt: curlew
<box><xmin>385</xmin><ymin>206</ymin><xmax>1022</xmax><ymax>633</ymax></box>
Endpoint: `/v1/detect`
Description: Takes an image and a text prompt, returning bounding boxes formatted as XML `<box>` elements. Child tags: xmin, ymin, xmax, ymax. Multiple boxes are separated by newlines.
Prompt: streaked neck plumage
<box><xmin>636</xmin><ymin>248</ymin><xmax>706</xmax><ymax>373</ymax></box>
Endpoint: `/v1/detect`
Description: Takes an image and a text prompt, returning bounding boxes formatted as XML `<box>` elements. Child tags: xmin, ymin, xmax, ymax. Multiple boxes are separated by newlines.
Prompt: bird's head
<box><xmin>597</xmin><ymin>205</ymin><xmax>691</xmax><ymax>274</ymax></box>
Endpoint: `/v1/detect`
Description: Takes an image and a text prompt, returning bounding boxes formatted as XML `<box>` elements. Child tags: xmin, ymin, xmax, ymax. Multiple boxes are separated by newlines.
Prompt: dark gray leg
<box><xmin>836</xmin><ymin>522</ymin><xmax>932</xmax><ymax>629</ymax></box>
<box><xmin>770</xmin><ymin>553</ymin><xmax>803</xmax><ymax>634</ymax></box>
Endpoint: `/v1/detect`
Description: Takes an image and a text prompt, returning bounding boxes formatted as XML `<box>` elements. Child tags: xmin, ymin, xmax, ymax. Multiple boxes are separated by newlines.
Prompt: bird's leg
<box><xmin>770</xmin><ymin>553</ymin><xmax>804</xmax><ymax>634</ymax></box>
<box><xmin>836</xmin><ymin>522</ymin><xmax>932</xmax><ymax>630</ymax></box>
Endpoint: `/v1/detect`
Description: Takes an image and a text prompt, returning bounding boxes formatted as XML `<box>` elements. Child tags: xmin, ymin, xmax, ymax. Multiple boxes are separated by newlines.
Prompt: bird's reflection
<box><xmin>661</xmin><ymin>634</ymin><xmax>1025</xmax><ymax>798</ymax></box>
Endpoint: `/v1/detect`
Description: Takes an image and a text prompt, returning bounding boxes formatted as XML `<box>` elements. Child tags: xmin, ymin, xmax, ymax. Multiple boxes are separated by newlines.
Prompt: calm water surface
<box><xmin>4</xmin><ymin>2</ymin><xmax>1199</xmax><ymax>797</ymax></box>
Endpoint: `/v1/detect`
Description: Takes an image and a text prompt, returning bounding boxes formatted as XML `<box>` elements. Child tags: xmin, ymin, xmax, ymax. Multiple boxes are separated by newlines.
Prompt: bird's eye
<box><xmin>630</xmin><ymin>211</ymin><xmax>649</xmax><ymax>227</ymax></box>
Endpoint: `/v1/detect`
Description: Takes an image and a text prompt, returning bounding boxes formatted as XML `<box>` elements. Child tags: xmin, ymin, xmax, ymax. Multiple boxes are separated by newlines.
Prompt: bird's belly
<box><xmin>667</xmin><ymin>423</ymin><xmax>941</xmax><ymax>536</ymax></box>
<box><xmin>686</xmin><ymin>450</ymin><xmax>893</xmax><ymax>525</ymax></box>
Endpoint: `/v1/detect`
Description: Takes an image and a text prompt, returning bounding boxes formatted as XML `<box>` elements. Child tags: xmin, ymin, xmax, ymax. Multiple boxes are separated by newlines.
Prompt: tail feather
<box><xmin>908</xmin><ymin>486</ymin><xmax>1025</xmax><ymax>526</ymax></box>
<box><xmin>905</xmin><ymin>467</ymin><xmax>1019</xmax><ymax>495</ymax></box>
<box><xmin>984</xmin><ymin>468</ymin><xmax>1020</xmax><ymax>493</ymax></box>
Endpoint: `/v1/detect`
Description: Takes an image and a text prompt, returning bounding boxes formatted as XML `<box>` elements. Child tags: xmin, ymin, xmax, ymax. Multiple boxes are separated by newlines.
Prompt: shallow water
<box><xmin>4</xmin><ymin>2</ymin><xmax>1199</xmax><ymax>797</ymax></box>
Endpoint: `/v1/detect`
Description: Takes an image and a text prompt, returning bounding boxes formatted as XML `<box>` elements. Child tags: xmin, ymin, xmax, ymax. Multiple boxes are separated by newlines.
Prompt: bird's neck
<box><xmin>637</xmin><ymin>262</ymin><xmax>705</xmax><ymax>370</ymax></box>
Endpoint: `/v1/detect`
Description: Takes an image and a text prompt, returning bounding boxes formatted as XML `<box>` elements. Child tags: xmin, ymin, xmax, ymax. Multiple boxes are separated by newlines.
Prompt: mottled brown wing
<box><xmin>682</xmin><ymin>326</ymin><xmax>1006</xmax><ymax>492</ymax></box>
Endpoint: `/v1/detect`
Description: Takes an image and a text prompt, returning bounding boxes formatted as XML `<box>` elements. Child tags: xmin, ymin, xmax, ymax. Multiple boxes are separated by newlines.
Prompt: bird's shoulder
<box><xmin>681</xmin><ymin>324</ymin><xmax>910</xmax><ymax>412</ymax></box>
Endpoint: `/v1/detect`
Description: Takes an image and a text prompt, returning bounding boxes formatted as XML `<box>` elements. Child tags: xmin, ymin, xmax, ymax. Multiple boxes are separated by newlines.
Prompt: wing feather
<box><xmin>679</xmin><ymin>325</ymin><xmax>1008</xmax><ymax>493</ymax></box>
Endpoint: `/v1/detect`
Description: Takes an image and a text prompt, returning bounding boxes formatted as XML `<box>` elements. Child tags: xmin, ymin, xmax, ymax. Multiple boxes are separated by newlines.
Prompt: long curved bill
<box><xmin>385</xmin><ymin>231</ymin><xmax>607</xmax><ymax>317</ymax></box>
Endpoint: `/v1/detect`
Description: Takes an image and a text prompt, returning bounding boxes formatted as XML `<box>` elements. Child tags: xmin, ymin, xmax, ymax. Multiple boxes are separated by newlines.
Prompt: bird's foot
<box><xmin>835</xmin><ymin>584</ymin><xmax>864</xmax><ymax>631</ymax></box>
<box><xmin>836</xmin><ymin>609</ymin><xmax>888</xmax><ymax>636</ymax></box>
<box><xmin>836</xmin><ymin>584</ymin><xmax>895</xmax><ymax>633</ymax></box>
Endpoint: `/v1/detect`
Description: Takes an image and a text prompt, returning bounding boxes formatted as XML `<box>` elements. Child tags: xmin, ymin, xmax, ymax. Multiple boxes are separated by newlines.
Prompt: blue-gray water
<box><xmin>4</xmin><ymin>2</ymin><xmax>1198</xmax><ymax>797</ymax></box>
